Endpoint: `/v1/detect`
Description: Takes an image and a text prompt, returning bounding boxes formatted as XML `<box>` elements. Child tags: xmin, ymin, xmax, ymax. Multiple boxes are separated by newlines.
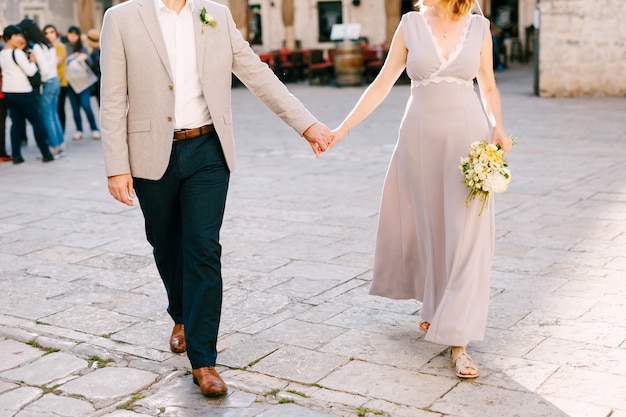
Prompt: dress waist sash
<box><xmin>411</xmin><ymin>76</ymin><xmax>473</xmax><ymax>88</ymax></box>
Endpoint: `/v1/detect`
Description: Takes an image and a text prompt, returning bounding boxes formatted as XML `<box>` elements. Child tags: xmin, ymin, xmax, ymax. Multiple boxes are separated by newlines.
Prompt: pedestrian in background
<box><xmin>101</xmin><ymin>0</ymin><xmax>331</xmax><ymax>397</ymax></box>
<box><xmin>0</xmin><ymin>35</ymin><xmax>11</xmax><ymax>162</ymax></box>
<box><xmin>65</xmin><ymin>26</ymin><xmax>99</xmax><ymax>141</ymax></box>
<box><xmin>43</xmin><ymin>24</ymin><xmax>68</xmax><ymax>133</ymax></box>
<box><xmin>0</xmin><ymin>70</ymin><xmax>9</xmax><ymax>162</ymax></box>
<box><xmin>0</xmin><ymin>25</ymin><xmax>54</xmax><ymax>164</ymax></box>
<box><xmin>19</xmin><ymin>19</ymin><xmax>64</xmax><ymax>156</ymax></box>
<box><xmin>86</xmin><ymin>29</ymin><xmax>101</xmax><ymax>106</ymax></box>
<box><xmin>329</xmin><ymin>0</ymin><xmax>512</xmax><ymax>378</ymax></box>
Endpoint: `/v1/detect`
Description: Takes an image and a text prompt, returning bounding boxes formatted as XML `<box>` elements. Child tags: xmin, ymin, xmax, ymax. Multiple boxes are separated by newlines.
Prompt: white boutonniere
<box><xmin>200</xmin><ymin>7</ymin><xmax>217</xmax><ymax>33</ymax></box>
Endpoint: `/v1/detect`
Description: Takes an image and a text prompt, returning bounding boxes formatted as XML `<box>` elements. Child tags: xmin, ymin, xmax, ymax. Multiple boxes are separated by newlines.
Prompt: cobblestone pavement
<box><xmin>1</xmin><ymin>65</ymin><xmax>625</xmax><ymax>417</ymax></box>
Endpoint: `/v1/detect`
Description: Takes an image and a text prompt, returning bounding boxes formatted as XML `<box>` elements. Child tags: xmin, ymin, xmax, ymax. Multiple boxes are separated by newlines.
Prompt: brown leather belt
<box><xmin>173</xmin><ymin>124</ymin><xmax>215</xmax><ymax>141</ymax></box>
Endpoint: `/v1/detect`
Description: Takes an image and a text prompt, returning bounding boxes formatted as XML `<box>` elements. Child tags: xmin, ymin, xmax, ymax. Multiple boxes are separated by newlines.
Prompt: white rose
<box><xmin>483</xmin><ymin>171</ymin><xmax>511</xmax><ymax>193</ymax></box>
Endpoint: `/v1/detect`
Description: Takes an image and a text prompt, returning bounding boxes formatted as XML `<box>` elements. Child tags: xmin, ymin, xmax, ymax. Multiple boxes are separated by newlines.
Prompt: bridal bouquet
<box><xmin>459</xmin><ymin>141</ymin><xmax>511</xmax><ymax>216</ymax></box>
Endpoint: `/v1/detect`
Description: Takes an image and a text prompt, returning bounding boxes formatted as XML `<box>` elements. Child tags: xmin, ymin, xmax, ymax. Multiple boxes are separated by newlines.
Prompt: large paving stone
<box><xmin>323</xmin><ymin>305</ymin><xmax>419</xmax><ymax>335</ymax></box>
<box><xmin>0</xmin><ymin>339</ymin><xmax>44</xmax><ymax>372</ymax></box>
<box><xmin>0</xmin><ymin>275</ymin><xmax>77</xmax><ymax>299</ymax></box>
<box><xmin>256</xmin><ymin>319</ymin><xmax>347</xmax><ymax>350</ymax></box>
<box><xmin>43</xmin><ymin>305</ymin><xmax>140</xmax><ymax>336</ymax></box>
<box><xmin>78</xmin><ymin>252</ymin><xmax>154</xmax><ymax>272</ymax></box>
<box><xmin>318</xmin><ymin>360</ymin><xmax>457</xmax><ymax>409</ymax></box>
<box><xmin>318</xmin><ymin>328</ymin><xmax>444</xmax><ymax>371</ymax></box>
<box><xmin>250</xmin><ymin>345</ymin><xmax>349</xmax><ymax>384</ymax></box>
<box><xmin>137</xmin><ymin>376</ymin><xmax>257</xmax><ymax>411</ymax></box>
<box><xmin>0</xmin><ymin>351</ymin><xmax>87</xmax><ymax>386</ymax></box>
<box><xmin>60</xmin><ymin>367</ymin><xmax>157</xmax><ymax>400</ymax></box>
<box><xmin>217</xmin><ymin>334</ymin><xmax>281</xmax><ymax>369</ymax></box>
<box><xmin>257</xmin><ymin>403</ymin><xmax>341</xmax><ymax>417</ymax></box>
<box><xmin>1</xmin><ymin>293</ymin><xmax>70</xmax><ymax>321</ymax></box>
<box><xmin>110</xmin><ymin>320</ymin><xmax>171</xmax><ymax>351</ymax></box>
<box><xmin>0</xmin><ymin>380</ymin><xmax>18</xmax><ymax>395</ymax></box>
<box><xmin>0</xmin><ymin>387</ymin><xmax>42</xmax><ymax>415</ymax></box>
<box><xmin>543</xmin><ymin>396</ymin><xmax>613</xmax><ymax>417</ymax></box>
<box><xmin>160</xmin><ymin>408</ymin><xmax>264</xmax><ymax>417</ymax></box>
<box><xmin>28</xmin><ymin>245</ymin><xmax>105</xmax><ymax>264</ymax></box>
<box><xmin>524</xmin><ymin>337</ymin><xmax>626</xmax><ymax>374</ymax></box>
<box><xmin>430</xmin><ymin>382</ymin><xmax>569</xmax><ymax>417</ymax></box>
<box><xmin>536</xmin><ymin>366</ymin><xmax>626</xmax><ymax>410</ymax></box>
<box><xmin>16</xmin><ymin>393</ymin><xmax>95</xmax><ymax>417</ymax></box>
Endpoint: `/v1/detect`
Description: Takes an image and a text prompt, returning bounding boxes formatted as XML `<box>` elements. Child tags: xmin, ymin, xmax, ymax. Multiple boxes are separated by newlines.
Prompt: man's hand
<box><xmin>108</xmin><ymin>173</ymin><xmax>135</xmax><ymax>206</ymax></box>
<box><xmin>303</xmin><ymin>122</ymin><xmax>333</xmax><ymax>158</ymax></box>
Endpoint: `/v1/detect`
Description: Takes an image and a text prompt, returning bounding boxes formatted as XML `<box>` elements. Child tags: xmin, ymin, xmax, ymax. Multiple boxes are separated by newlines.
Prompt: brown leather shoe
<box><xmin>192</xmin><ymin>366</ymin><xmax>228</xmax><ymax>397</ymax></box>
<box><xmin>169</xmin><ymin>324</ymin><xmax>186</xmax><ymax>353</ymax></box>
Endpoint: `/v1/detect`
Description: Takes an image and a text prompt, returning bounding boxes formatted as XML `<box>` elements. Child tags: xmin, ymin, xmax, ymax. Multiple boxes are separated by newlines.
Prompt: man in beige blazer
<box><xmin>100</xmin><ymin>0</ymin><xmax>332</xmax><ymax>397</ymax></box>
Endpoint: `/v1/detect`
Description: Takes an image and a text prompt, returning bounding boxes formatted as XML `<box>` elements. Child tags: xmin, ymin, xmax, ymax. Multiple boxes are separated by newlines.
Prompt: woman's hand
<box><xmin>328</xmin><ymin>122</ymin><xmax>350</xmax><ymax>150</ymax></box>
<box><xmin>492</xmin><ymin>130</ymin><xmax>513</xmax><ymax>154</ymax></box>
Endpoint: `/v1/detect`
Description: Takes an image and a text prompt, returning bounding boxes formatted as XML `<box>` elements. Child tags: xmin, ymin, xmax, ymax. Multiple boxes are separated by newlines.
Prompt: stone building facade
<box><xmin>2</xmin><ymin>0</ymin><xmax>623</xmax><ymax>97</ymax></box>
<box><xmin>0</xmin><ymin>0</ymin><xmax>86</xmax><ymax>34</ymax></box>
<box><xmin>538</xmin><ymin>0</ymin><xmax>626</xmax><ymax>97</ymax></box>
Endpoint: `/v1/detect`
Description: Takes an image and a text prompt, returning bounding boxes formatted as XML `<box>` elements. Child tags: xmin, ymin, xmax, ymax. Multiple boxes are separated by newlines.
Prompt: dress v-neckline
<box><xmin>420</xmin><ymin>13</ymin><xmax>473</xmax><ymax>65</ymax></box>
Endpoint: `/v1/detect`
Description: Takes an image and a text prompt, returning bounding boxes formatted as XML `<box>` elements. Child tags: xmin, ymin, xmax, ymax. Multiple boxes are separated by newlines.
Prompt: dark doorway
<box><xmin>317</xmin><ymin>1</ymin><xmax>343</xmax><ymax>42</ymax></box>
<box><xmin>491</xmin><ymin>0</ymin><xmax>519</xmax><ymax>37</ymax></box>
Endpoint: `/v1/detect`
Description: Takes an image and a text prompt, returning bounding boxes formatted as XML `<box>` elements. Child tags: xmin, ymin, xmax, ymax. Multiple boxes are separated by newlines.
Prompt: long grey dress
<box><xmin>369</xmin><ymin>12</ymin><xmax>494</xmax><ymax>347</ymax></box>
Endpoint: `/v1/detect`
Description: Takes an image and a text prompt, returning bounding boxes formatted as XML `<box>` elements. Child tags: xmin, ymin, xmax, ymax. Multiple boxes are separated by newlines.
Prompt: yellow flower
<box><xmin>459</xmin><ymin>139</ymin><xmax>514</xmax><ymax>216</ymax></box>
<box><xmin>200</xmin><ymin>7</ymin><xmax>217</xmax><ymax>33</ymax></box>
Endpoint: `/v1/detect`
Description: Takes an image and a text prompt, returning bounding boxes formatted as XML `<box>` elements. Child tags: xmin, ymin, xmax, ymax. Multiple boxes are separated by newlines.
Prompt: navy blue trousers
<box><xmin>5</xmin><ymin>92</ymin><xmax>52</xmax><ymax>160</ymax></box>
<box><xmin>134</xmin><ymin>131</ymin><xmax>230</xmax><ymax>368</ymax></box>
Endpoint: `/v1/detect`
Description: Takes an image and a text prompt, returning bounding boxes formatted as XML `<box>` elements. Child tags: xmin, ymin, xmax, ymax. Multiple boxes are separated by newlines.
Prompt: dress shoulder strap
<box><xmin>474</xmin><ymin>0</ymin><xmax>485</xmax><ymax>16</ymax></box>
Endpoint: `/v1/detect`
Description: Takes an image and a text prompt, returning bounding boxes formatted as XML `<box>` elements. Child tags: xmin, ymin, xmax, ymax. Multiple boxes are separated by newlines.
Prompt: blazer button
<box><xmin>168</xmin><ymin>85</ymin><xmax>173</xmax><ymax>91</ymax></box>
<box><xmin>167</xmin><ymin>117</ymin><xmax>172</xmax><ymax>122</ymax></box>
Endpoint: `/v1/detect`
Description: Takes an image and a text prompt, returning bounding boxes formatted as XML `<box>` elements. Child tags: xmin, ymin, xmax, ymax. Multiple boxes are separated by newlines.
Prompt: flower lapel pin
<box><xmin>200</xmin><ymin>7</ymin><xmax>217</xmax><ymax>33</ymax></box>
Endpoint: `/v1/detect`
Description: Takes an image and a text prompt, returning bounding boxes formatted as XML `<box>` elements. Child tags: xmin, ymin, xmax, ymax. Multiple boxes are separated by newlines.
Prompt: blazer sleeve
<box><xmin>224</xmin><ymin>8</ymin><xmax>318</xmax><ymax>136</ymax></box>
<box><xmin>100</xmin><ymin>8</ymin><xmax>131</xmax><ymax>177</ymax></box>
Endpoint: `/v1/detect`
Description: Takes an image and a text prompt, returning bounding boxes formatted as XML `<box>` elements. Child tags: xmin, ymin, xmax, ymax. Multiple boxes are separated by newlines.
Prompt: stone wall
<box><xmin>216</xmin><ymin>0</ymin><xmax>387</xmax><ymax>52</ymax></box>
<box><xmin>539</xmin><ymin>0</ymin><xmax>626</xmax><ymax>96</ymax></box>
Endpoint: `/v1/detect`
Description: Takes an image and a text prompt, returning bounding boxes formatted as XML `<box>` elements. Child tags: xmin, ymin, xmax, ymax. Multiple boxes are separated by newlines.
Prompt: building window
<box><xmin>21</xmin><ymin>6</ymin><xmax>45</xmax><ymax>26</ymax></box>
<box><xmin>249</xmin><ymin>4</ymin><xmax>263</xmax><ymax>45</ymax></box>
<box><xmin>317</xmin><ymin>1</ymin><xmax>343</xmax><ymax>43</ymax></box>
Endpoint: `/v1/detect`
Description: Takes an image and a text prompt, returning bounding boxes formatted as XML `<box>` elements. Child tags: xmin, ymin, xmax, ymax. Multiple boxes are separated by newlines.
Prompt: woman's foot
<box><xmin>72</xmin><ymin>131</ymin><xmax>83</xmax><ymax>141</ymax></box>
<box><xmin>451</xmin><ymin>347</ymin><xmax>479</xmax><ymax>379</ymax></box>
<box><xmin>419</xmin><ymin>321</ymin><xmax>430</xmax><ymax>332</ymax></box>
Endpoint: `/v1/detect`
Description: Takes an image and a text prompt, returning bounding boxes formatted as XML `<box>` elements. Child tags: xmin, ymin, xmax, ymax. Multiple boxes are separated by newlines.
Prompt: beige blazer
<box><xmin>100</xmin><ymin>0</ymin><xmax>318</xmax><ymax>180</ymax></box>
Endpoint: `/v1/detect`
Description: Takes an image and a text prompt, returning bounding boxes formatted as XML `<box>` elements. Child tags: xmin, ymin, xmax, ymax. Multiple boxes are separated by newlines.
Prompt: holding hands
<box><xmin>303</xmin><ymin>122</ymin><xmax>333</xmax><ymax>157</ymax></box>
<box><xmin>302</xmin><ymin>120</ymin><xmax>353</xmax><ymax>157</ymax></box>
<box><xmin>329</xmin><ymin>121</ymin><xmax>350</xmax><ymax>150</ymax></box>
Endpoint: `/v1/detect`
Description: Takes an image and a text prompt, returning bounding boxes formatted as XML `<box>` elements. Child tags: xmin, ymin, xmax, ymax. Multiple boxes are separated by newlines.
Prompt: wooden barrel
<box><xmin>333</xmin><ymin>40</ymin><xmax>363</xmax><ymax>86</ymax></box>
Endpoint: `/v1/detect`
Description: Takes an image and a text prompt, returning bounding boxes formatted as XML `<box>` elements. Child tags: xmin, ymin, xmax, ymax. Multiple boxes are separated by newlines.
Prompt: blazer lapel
<box><xmin>137</xmin><ymin>0</ymin><xmax>174</xmax><ymax>81</ymax></box>
<box><xmin>192</xmin><ymin>1</ymin><xmax>206</xmax><ymax>76</ymax></box>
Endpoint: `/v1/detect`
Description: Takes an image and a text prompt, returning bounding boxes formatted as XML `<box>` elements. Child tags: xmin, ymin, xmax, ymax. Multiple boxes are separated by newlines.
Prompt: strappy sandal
<box><xmin>451</xmin><ymin>350</ymin><xmax>479</xmax><ymax>379</ymax></box>
<box><xmin>419</xmin><ymin>321</ymin><xmax>430</xmax><ymax>332</ymax></box>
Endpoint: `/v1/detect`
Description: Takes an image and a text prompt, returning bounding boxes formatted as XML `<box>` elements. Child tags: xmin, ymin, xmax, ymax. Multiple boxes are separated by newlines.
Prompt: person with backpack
<box><xmin>0</xmin><ymin>25</ymin><xmax>54</xmax><ymax>164</ymax></box>
<box><xmin>19</xmin><ymin>18</ymin><xmax>64</xmax><ymax>156</ymax></box>
<box><xmin>0</xmin><ymin>36</ymin><xmax>11</xmax><ymax>162</ymax></box>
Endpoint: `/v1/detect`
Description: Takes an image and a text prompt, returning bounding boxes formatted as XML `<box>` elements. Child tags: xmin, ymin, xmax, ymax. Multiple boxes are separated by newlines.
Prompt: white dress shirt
<box><xmin>154</xmin><ymin>0</ymin><xmax>212</xmax><ymax>129</ymax></box>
